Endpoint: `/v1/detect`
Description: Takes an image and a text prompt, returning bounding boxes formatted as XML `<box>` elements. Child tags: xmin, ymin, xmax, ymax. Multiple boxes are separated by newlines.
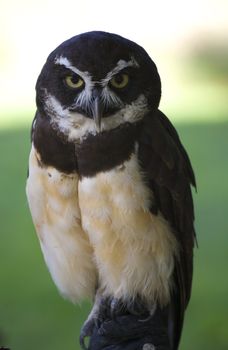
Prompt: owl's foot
<box><xmin>110</xmin><ymin>298</ymin><xmax>125</xmax><ymax>319</ymax></box>
<box><xmin>80</xmin><ymin>295</ymin><xmax>156</xmax><ymax>349</ymax></box>
<box><xmin>79</xmin><ymin>293</ymin><xmax>103</xmax><ymax>350</ymax></box>
<box><xmin>109</xmin><ymin>296</ymin><xmax>151</xmax><ymax>319</ymax></box>
<box><xmin>80</xmin><ymin>294</ymin><xmax>111</xmax><ymax>349</ymax></box>
<box><xmin>92</xmin><ymin>303</ymin><xmax>170</xmax><ymax>350</ymax></box>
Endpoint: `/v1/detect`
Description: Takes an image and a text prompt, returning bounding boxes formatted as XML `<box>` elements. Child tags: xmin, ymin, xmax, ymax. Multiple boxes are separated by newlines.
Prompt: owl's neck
<box><xmin>33</xmin><ymin>112</ymin><xmax>77</xmax><ymax>173</ymax></box>
<box><xmin>75</xmin><ymin>122</ymin><xmax>141</xmax><ymax>177</ymax></box>
<box><xmin>33</xmin><ymin>112</ymin><xmax>141</xmax><ymax>176</ymax></box>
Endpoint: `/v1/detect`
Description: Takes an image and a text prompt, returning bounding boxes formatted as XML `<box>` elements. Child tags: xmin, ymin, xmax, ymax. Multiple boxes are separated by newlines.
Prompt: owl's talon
<box><xmin>79</xmin><ymin>332</ymin><xmax>88</xmax><ymax>350</ymax></box>
<box><xmin>80</xmin><ymin>317</ymin><xmax>97</xmax><ymax>350</ymax></box>
<box><xmin>127</xmin><ymin>299</ymin><xmax>150</xmax><ymax>317</ymax></box>
<box><xmin>109</xmin><ymin>296</ymin><xmax>152</xmax><ymax>320</ymax></box>
<box><xmin>110</xmin><ymin>298</ymin><xmax>125</xmax><ymax>319</ymax></box>
<box><xmin>79</xmin><ymin>291</ymin><xmax>105</xmax><ymax>349</ymax></box>
<box><xmin>139</xmin><ymin>304</ymin><xmax>156</xmax><ymax>322</ymax></box>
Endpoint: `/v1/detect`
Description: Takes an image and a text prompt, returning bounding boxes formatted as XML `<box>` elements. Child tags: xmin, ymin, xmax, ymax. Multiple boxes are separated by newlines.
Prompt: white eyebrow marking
<box><xmin>101</xmin><ymin>57</ymin><xmax>139</xmax><ymax>86</ymax></box>
<box><xmin>55</xmin><ymin>55</ymin><xmax>139</xmax><ymax>86</ymax></box>
<box><xmin>55</xmin><ymin>55</ymin><xmax>92</xmax><ymax>84</ymax></box>
<box><xmin>100</xmin><ymin>57</ymin><xmax>139</xmax><ymax>109</ymax></box>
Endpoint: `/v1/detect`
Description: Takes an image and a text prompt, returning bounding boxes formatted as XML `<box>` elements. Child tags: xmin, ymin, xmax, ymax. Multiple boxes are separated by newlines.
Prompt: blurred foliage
<box><xmin>0</xmin><ymin>118</ymin><xmax>228</xmax><ymax>349</ymax></box>
<box><xmin>186</xmin><ymin>41</ymin><xmax>228</xmax><ymax>81</ymax></box>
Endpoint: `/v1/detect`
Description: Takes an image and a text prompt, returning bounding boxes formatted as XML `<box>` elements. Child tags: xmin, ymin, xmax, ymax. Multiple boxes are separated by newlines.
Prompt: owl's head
<box><xmin>36</xmin><ymin>31</ymin><xmax>161</xmax><ymax>141</ymax></box>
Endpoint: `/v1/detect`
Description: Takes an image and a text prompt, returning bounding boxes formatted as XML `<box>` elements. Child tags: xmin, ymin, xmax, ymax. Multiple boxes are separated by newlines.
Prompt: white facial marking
<box><xmin>99</xmin><ymin>57</ymin><xmax>139</xmax><ymax>110</ymax></box>
<box><xmin>101</xmin><ymin>57</ymin><xmax>139</xmax><ymax>86</ymax></box>
<box><xmin>55</xmin><ymin>56</ymin><xmax>92</xmax><ymax>86</ymax></box>
<box><xmin>45</xmin><ymin>55</ymin><xmax>145</xmax><ymax>141</ymax></box>
<box><xmin>54</xmin><ymin>56</ymin><xmax>140</xmax><ymax>112</ymax></box>
<box><xmin>45</xmin><ymin>92</ymin><xmax>148</xmax><ymax>142</ymax></box>
<box><xmin>45</xmin><ymin>93</ymin><xmax>68</xmax><ymax>118</ymax></box>
<box><xmin>68</xmin><ymin>94</ymin><xmax>148</xmax><ymax>141</ymax></box>
<box><xmin>55</xmin><ymin>56</ymin><xmax>139</xmax><ymax>86</ymax></box>
<box><xmin>101</xmin><ymin>86</ymin><xmax>123</xmax><ymax>109</ymax></box>
<box><xmin>55</xmin><ymin>55</ymin><xmax>95</xmax><ymax>111</ymax></box>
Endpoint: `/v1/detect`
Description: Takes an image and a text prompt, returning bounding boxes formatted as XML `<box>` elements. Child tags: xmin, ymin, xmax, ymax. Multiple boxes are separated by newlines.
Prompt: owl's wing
<box><xmin>138</xmin><ymin>110</ymin><xmax>196</xmax><ymax>349</ymax></box>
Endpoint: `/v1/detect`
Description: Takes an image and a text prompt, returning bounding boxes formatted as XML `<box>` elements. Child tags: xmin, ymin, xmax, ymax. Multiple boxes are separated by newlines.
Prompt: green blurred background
<box><xmin>0</xmin><ymin>0</ymin><xmax>228</xmax><ymax>349</ymax></box>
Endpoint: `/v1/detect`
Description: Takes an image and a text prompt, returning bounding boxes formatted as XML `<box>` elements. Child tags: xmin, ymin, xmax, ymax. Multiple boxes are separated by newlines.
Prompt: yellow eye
<box><xmin>110</xmin><ymin>73</ymin><xmax>129</xmax><ymax>89</ymax></box>
<box><xmin>65</xmin><ymin>74</ymin><xmax>84</xmax><ymax>89</ymax></box>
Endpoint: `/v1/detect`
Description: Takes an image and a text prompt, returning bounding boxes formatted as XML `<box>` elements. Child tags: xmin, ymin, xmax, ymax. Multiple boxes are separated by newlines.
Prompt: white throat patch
<box><xmin>45</xmin><ymin>93</ymin><xmax>148</xmax><ymax>142</ymax></box>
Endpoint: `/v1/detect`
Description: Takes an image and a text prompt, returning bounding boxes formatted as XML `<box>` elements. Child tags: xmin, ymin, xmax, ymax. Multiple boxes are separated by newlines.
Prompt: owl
<box><xmin>26</xmin><ymin>31</ymin><xmax>196</xmax><ymax>350</ymax></box>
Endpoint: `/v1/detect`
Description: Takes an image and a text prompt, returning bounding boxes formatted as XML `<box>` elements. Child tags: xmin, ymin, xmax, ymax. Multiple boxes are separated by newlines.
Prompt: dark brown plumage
<box><xmin>138</xmin><ymin>110</ymin><xmax>196</xmax><ymax>348</ymax></box>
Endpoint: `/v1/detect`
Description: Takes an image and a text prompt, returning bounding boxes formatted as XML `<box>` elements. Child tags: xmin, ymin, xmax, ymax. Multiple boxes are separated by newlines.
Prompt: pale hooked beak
<box><xmin>92</xmin><ymin>96</ymin><xmax>103</xmax><ymax>132</ymax></box>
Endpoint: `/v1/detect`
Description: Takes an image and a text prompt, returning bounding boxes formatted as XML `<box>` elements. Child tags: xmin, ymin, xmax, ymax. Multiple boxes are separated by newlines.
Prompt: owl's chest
<box><xmin>78</xmin><ymin>152</ymin><xmax>152</xmax><ymax>244</ymax></box>
<box><xmin>78</xmin><ymin>152</ymin><xmax>177</xmax><ymax>303</ymax></box>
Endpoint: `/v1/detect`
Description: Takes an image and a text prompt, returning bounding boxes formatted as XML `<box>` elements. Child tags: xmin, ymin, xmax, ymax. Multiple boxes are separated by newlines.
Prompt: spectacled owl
<box><xmin>26</xmin><ymin>31</ymin><xmax>196</xmax><ymax>350</ymax></box>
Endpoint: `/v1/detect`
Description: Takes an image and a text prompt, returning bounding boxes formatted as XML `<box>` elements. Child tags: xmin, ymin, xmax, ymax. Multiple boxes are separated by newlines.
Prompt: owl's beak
<box><xmin>92</xmin><ymin>96</ymin><xmax>103</xmax><ymax>132</ymax></box>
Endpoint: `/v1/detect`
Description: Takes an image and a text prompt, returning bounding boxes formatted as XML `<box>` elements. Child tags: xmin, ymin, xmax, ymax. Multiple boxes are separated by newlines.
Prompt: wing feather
<box><xmin>138</xmin><ymin>110</ymin><xmax>196</xmax><ymax>349</ymax></box>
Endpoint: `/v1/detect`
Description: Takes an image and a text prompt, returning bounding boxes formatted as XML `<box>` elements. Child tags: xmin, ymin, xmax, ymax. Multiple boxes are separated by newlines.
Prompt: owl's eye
<box><xmin>110</xmin><ymin>73</ymin><xmax>129</xmax><ymax>89</ymax></box>
<box><xmin>65</xmin><ymin>74</ymin><xmax>84</xmax><ymax>89</ymax></box>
